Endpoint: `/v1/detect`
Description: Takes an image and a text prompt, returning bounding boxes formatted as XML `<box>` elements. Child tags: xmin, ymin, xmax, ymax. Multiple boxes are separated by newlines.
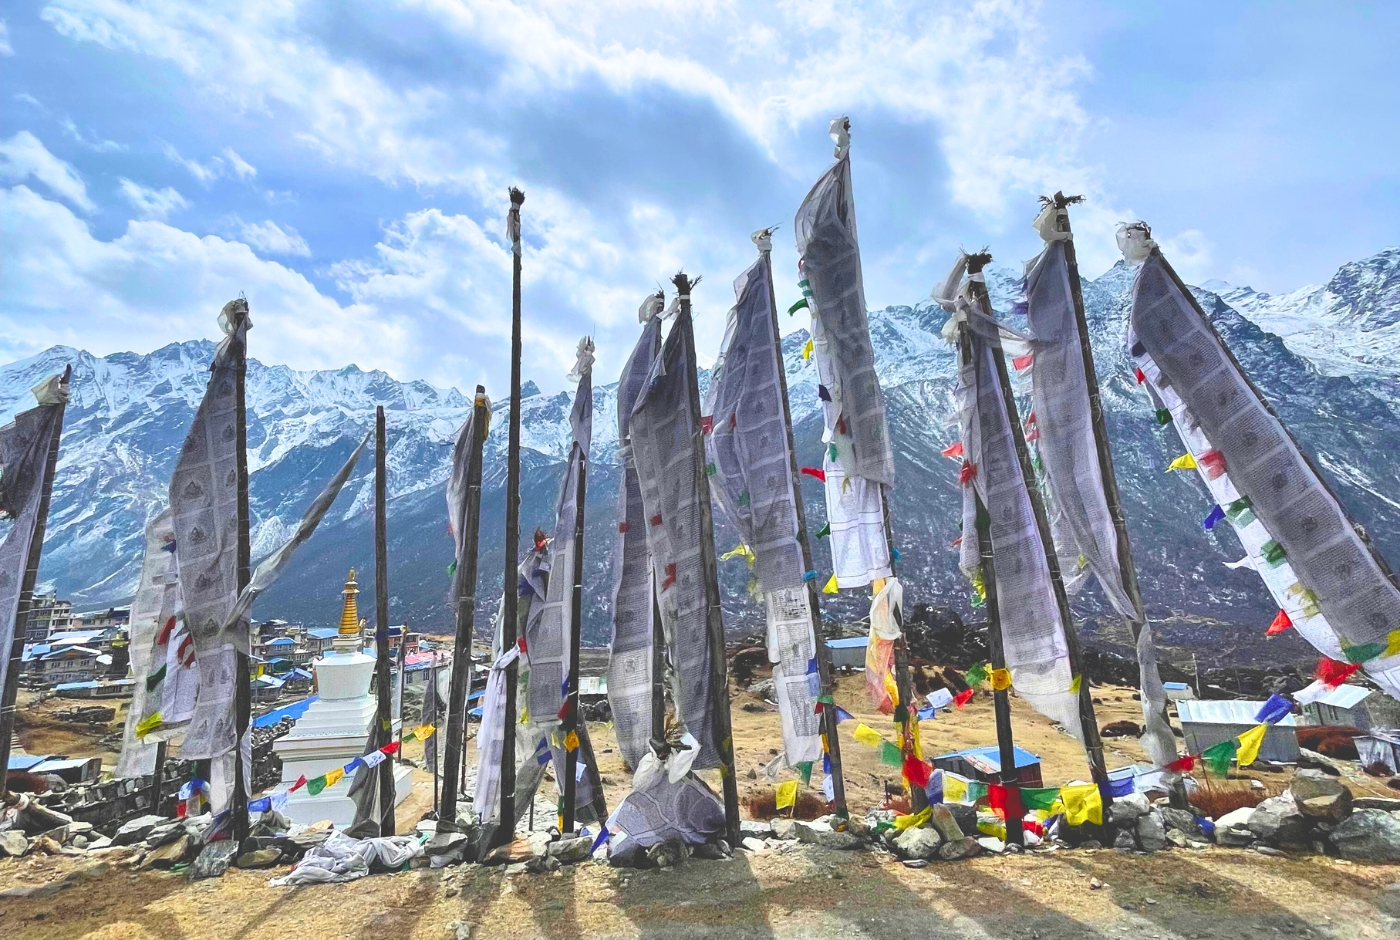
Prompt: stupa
<box><xmin>272</xmin><ymin>568</ymin><xmax>411</xmax><ymax>826</ymax></box>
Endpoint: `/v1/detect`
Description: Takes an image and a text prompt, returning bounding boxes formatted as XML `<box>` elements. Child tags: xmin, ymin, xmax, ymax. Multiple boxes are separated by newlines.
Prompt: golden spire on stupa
<box><xmin>337</xmin><ymin>568</ymin><xmax>361</xmax><ymax>642</ymax></box>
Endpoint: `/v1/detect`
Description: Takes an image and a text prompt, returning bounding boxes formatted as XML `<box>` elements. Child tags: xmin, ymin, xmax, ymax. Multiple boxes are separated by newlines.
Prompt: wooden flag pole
<box><xmin>878</xmin><ymin>486</ymin><xmax>927</xmax><ymax>815</ymax></box>
<box><xmin>958</xmin><ymin>325</ymin><xmax>1025</xmax><ymax>846</ymax></box>
<box><xmin>649</xmin><ymin>580</ymin><xmax>666</xmax><ymax>751</ymax></box>
<box><xmin>232</xmin><ymin>309</ymin><xmax>253</xmax><ymax>846</ymax></box>
<box><xmin>965</xmin><ymin>253</ymin><xmax>1111</xmax><ymax>796</ymax></box>
<box><xmin>440</xmin><ymin>386</ymin><xmax>490</xmax><ymax>827</ymax></box>
<box><xmin>758</xmin><ymin>240</ymin><xmax>848</xmax><ymax>818</ymax></box>
<box><xmin>497</xmin><ymin>187</ymin><xmax>526</xmax><ymax>845</ymax></box>
<box><xmin>430</xmin><ymin>655</ymin><xmax>440</xmax><ymax>815</ymax></box>
<box><xmin>673</xmin><ymin>271</ymin><xmax>742</xmax><ymax>848</ymax></box>
<box><xmin>0</xmin><ymin>365</ymin><xmax>71</xmax><ymax>798</ymax></box>
<box><xmin>373</xmin><ymin>406</ymin><xmax>396</xmax><ymax>835</ymax></box>
<box><xmin>561</xmin><ymin>440</ymin><xmax>588</xmax><ymax>833</ymax></box>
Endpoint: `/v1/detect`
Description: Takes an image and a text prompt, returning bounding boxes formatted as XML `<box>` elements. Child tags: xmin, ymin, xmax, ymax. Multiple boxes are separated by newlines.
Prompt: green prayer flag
<box><xmin>1261</xmin><ymin>540</ymin><xmax>1287</xmax><ymax>566</ymax></box>
<box><xmin>306</xmin><ymin>775</ymin><xmax>329</xmax><ymax>796</ymax></box>
<box><xmin>798</xmin><ymin>761</ymin><xmax>813</xmax><ymax>787</ymax></box>
<box><xmin>970</xmin><ymin>593</ymin><xmax>986</xmax><ymax>609</ymax></box>
<box><xmin>1154</xmin><ymin>408</ymin><xmax>1172</xmax><ymax>426</ymax></box>
<box><xmin>879</xmin><ymin>741</ymin><xmax>903</xmax><ymax>767</ymax></box>
<box><xmin>1202</xmin><ymin>737</ymin><xmax>1238</xmax><ymax>776</ymax></box>
<box><xmin>827</xmin><ymin>442</ymin><xmax>838</xmax><ymax>462</ymax></box>
<box><xmin>738</xmin><ymin>491</ymin><xmax>751</xmax><ymax>507</ymax></box>
<box><xmin>146</xmin><ymin>664</ymin><xmax>167</xmax><ymax>692</ymax></box>
<box><xmin>705</xmin><ymin>462</ymin><xmax>717</xmax><ymax>477</ymax></box>
<box><xmin>817</xmin><ymin>693</ymin><xmax>834</xmax><ymax>705</ymax></box>
<box><xmin>966</xmin><ymin>781</ymin><xmax>989</xmax><ymax>803</ymax></box>
<box><xmin>965</xmin><ymin>663</ymin><xmax>989</xmax><ymax>686</ymax></box>
<box><xmin>446</xmin><ymin>560</ymin><xmax>457</xmax><ymax>577</ymax></box>
<box><xmin>788</xmin><ymin>297</ymin><xmax>809</xmax><ymax>315</ymax></box>
<box><xmin>1226</xmin><ymin>496</ymin><xmax>1255</xmax><ymax>527</ymax></box>
<box><xmin>1020</xmin><ymin>786</ymin><xmax>1061</xmax><ymax>812</ymax></box>
<box><xmin>1344</xmin><ymin>642</ymin><xmax>1386</xmax><ymax>664</ymax></box>
<box><xmin>815</xmin><ymin>522</ymin><xmax>831</xmax><ymax>539</ymax></box>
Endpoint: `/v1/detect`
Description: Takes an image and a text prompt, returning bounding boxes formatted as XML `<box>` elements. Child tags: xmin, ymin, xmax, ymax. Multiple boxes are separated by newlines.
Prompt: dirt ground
<box><xmin>7</xmin><ymin>668</ymin><xmax>1400</xmax><ymax>938</ymax></box>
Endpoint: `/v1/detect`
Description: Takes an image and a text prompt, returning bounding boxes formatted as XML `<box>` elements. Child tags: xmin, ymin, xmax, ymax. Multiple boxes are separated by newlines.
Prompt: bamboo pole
<box><xmin>959</xmin><ymin>325</ymin><xmax>1024</xmax><ymax>845</ymax></box>
<box><xmin>440</xmin><ymin>386</ymin><xmax>489</xmax><ymax>827</ymax></box>
<box><xmin>373</xmin><ymin>406</ymin><xmax>396</xmax><ymax>835</ymax></box>
<box><xmin>0</xmin><ymin>365</ymin><xmax>70</xmax><ymax>798</ymax></box>
<box><xmin>878</xmin><ymin>486</ymin><xmax>927</xmax><ymax>814</ymax></box>
<box><xmin>561</xmin><ymin>440</ymin><xmax>588</xmax><ymax>833</ymax></box>
<box><xmin>757</xmin><ymin>239</ymin><xmax>848</xmax><ymax>818</ymax></box>
<box><xmin>498</xmin><ymin>187</ymin><xmax>526</xmax><ymax>844</ymax></box>
<box><xmin>232</xmin><ymin>309</ymin><xmax>252</xmax><ymax>846</ymax></box>
<box><xmin>965</xmin><ymin>253</ymin><xmax>1111</xmax><ymax>796</ymax></box>
<box><xmin>673</xmin><ymin>271</ymin><xmax>741</xmax><ymax>848</ymax></box>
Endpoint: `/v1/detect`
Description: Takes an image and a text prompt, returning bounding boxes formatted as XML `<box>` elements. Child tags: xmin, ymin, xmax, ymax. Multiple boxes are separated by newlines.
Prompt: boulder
<box><xmin>1165</xmin><ymin>828</ymin><xmax>1188</xmax><ymax>849</ymax></box>
<box><xmin>792</xmin><ymin>820</ymin><xmax>832</xmax><ymax>844</ymax></box>
<box><xmin>769</xmin><ymin>818</ymin><xmax>797</xmax><ymax>840</ymax></box>
<box><xmin>815</xmin><ymin>829</ymin><xmax>863</xmax><ymax>851</ymax></box>
<box><xmin>1108</xmin><ymin>793</ymin><xmax>1151</xmax><ymax>827</ymax></box>
<box><xmin>1376</xmin><ymin>883</ymin><xmax>1400</xmax><ymax>918</ymax></box>
<box><xmin>1329</xmin><ymin>810</ymin><xmax>1400</xmax><ymax>862</ymax></box>
<box><xmin>546</xmin><ymin>837</ymin><xmax>593</xmax><ymax>864</ymax></box>
<box><xmin>13</xmin><ymin>798</ymin><xmax>73</xmax><ymax>836</ymax></box>
<box><xmin>1299</xmin><ymin>791</ymin><xmax>1353</xmax><ymax>823</ymax></box>
<box><xmin>976</xmin><ymin>837</ymin><xmax>1005</xmax><ymax>854</ymax></box>
<box><xmin>1213</xmin><ymin>807</ymin><xmax>1256</xmax><ymax>848</ymax></box>
<box><xmin>1298</xmin><ymin>749</ymin><xmax>1345</xmax><ymax>776</ymax></box>
<box><xmin>1160</xmin><ymin>807</ymin><xmax>1206</xmax><ymax>840</ymax></box>
<box><xmin>1113</xmin><ymin>829</ymin><xmax>1138</xmax><ymax>851</ymax></box>
<box><xmin>740</xmin><ymin>820</ymin><xmax>773</xmax><ymax>840</ymax></box>
<box><xmin>112</xmin><ymin>815</ymin><xmax>170</xmax><ymax>847</ymax></box>
<box><xmin>891</xmin><ymin>827</ymin><xmax>942</xmax><ymax>861</ymax></box>
<box><xmin>0</xmin><ymin>830</ymin><xmax>29</xmax><ymax>858</ymax></box>
<box><xmin>145</xmin><ymin>823</ymin><xmax>188</xmax><ymax>849</ymax></box>
<box><xmin>188</xmin><ymin>840</ymin><xmax>239</xmax><ymax>880</ymax></box>
<box><xmin>1291</xmin><ymin>769</ymin><xmax>1349</xmax><ymax>804</ymax></box>
<box><xmin>928</xmin><ymin>805</ymin><xmax>964</xmax><ymax>842</ymax></box>
<box><xmin>481</xmin><ymin>836</ymin><xmax>536</xmax><ymax>865</ymax></box>
<box><xmin>1247</xmin><ymin>794</ymin><xmax>1309</xmax><ymax>845</ymax></box>
<box><xmin>938</xmin><ymin>836</ymin><xmax>981</xmax><ymax>861</ymax></box>
<box><xmin>140</xmin><ymin>835</ymin><xmax>192</xmax><ymax>869</ymax></box>
<box><xmin>1137</xmin><ymin>811</ymin><xmax>1168</xmax><ymax>852</ymax></box>
<box><xmin>1355</xmin><ymin>797</ymin><xmax>1400</xmax><ymax>811</ymax></box>
<box><xmin>646</xmin><ymin>840</ymin><xmax>689</xmax><ymax>868</ymax></box>
<box><xmin>236</xmin><ymin>848</ymin><xmax>282</xmax><ymax>869</ymax></box>
<box><xmin>946</xmin><ymin>803</ymin><xmax>978</xmax><ymax>836</ymax></box>
<box><xmin>740</xmin><ymin>837</ymin><xmax>767</xmax><ymax>853</ymax></box>
<box><xmin>691</xmin><ymin>840</ymin><xmax>730</xmax><ymax>860</ymax></box>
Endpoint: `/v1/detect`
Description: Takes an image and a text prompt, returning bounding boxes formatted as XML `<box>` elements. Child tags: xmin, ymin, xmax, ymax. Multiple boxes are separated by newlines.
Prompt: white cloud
<box><xmin>118</xmin><ymin>177</ymin><xmax>189</xmax><ymax>218</ymax></box>
<box><xmin>160</xmin><ymin>141</ymin><xmax>225</xmax><ymax>184</ymax></box>
<box><xmin>0</xmin><ymin>184</ymin><xmax>414</xmax><ymax>381</ymax></box>
<box><xmin>223</xmin><ymin>147</ymin><xmax>256</xmax><ymax>179</ymax></box>
<box><xmin>235</xmin><ymin>218</ymin><xmax>308</xmax><ymax>256</ymax></box>
<box><xmin>0</xmin><ymin>130</ymin><xmax>94</xmax><ymax>211</ymax></box>
<box><xmin>0</xmin><ymin>19</ymin><xmax>13</xmax><ymax>56</ymax></box>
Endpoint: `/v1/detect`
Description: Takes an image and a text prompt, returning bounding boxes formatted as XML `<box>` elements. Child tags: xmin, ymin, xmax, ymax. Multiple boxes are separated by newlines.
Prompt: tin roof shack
<box><xmin>1163</xmin><ymin>681</ymin><xmax>1195</xmax><ymax>701</ymax></box>
<box><xmin>1178</xmin><ymin>699</ymin><xmax>1299</xmax><ymax>764</ymax></box>
<box><xmin>825</xmin><ymin>636</ymin><xmax>869</xmax><ymax>670</ymax></box>
<box><xmin>931</xmin><ymin>745</ymin><xmax>1044</xmax><ymax>788</ymax></box>
<box><xmin>1356</xmin><ymin>730</ymin><xmax>1400</xmax><ymax>775</ymax></box>
<box><xmin>1300</xmin><ymin>684</ymin><xmax>1400</xmax><ymax>734</ymax></box>
<box><xmin>7</xmin><ymin>754</ymin><xmax>103</xmax><ymax>784</ymax></box>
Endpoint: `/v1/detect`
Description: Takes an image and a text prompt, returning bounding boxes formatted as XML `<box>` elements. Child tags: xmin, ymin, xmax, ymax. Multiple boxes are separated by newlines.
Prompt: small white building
<box><xmin>1163</xmin><ymin>681</ymin><xmax>1195</xmax><ymax>702</ymax></box>
<box><xmin>1300</xmin><ymin>684</ymin><xmax>1400</xmax><ymax>733</ymax></box>
<box><xmin>825</xmin><ymin>636</ymin><xmax>869</xmax><ymax>670</ymax></box>
<box><xmin>1177</xmin><ymin>699</ymin><xmax>1299</xmax><ymax>764</ymax></box>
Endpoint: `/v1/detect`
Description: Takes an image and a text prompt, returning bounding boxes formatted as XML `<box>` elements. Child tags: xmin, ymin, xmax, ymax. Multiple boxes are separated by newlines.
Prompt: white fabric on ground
<box><xmin>269</xmin><ymin>830</ymin><xmax>423</xmax><ymax>886</ymax></box>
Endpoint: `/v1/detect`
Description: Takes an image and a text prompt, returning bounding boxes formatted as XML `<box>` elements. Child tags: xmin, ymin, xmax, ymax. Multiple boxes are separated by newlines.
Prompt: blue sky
<box><xmin>2</xmin><ymin>1</ymin><xmax>1397</xmax><ymax>395</ymax></box>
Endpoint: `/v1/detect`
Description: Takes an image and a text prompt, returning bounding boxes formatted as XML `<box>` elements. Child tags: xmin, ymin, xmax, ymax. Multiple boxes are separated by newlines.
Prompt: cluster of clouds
<box><xmin>2</xmin><ymin>0</ymin><xmax>1171</xmax><ymax>392</ymax></box>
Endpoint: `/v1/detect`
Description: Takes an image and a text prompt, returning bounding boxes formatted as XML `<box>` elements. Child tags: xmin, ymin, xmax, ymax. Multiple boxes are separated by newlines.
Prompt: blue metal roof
<box><xmin>266</xmin><ymin>657</ymin><xmax>291</xmax><ymax>665</ymax></box>
<box><xmin>7</xmin><ymin>755</ymin><xmax>47</xmax><ymax>771</ymax></box>
<box><xmin>253</xmin><ymin>695</ymin><xmax>317</xmax><ymax>728</ymax></box>
<box><xmin>935</xmin><ymin>745</ymin><xmax>1041</xmax><ymax>770</ymax></box>
<box><xmin>825</xmin><ymin>637</ymin><xmax>869</xmax><ymax>649</ymax></box>
<box><xmin>267</xmin><ymin>637</ymin><xmax>295</xmax><ymax>646</ymax></box>
<box><xmin>307</xmin><ymin>628</ymin><xmax>339</xmax><ymax>640</ymax></box>
<box><xmin>54</xmin><ymin>680</ymin><xmax>100</xmax><ymax>690</ymax></box>
<box><xmin>1163</xmin><ymin>682</ymin><xmax>1191</xmax><ymax>690</ymax></box>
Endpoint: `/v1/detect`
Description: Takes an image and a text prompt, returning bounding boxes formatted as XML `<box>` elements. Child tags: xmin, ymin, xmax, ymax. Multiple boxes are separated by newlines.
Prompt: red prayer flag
<box><xmin>800</xmin><ymin>467</ymin><xmax>827</xmax><ymax>483</ymax></box>
<box><xmin>953</xmin><ymin>688</ymin><xmax>975</xmax><ymax>708</ymax></box>
<box><xmin>617</xmin><ymin>521</ymin><xmax>629</xmax><ymax>534</ymax></box>
<box><xmin>650</xmin><ymin>513</ymin><xmax>663</xmax><ymax>526</ymax></box>
<box><xmin>959</xmin><ymin>461</ymin><xmax>977</xmax><ymax>485</ymax></box>
<box><xmin>157</xmin><ymin>615</ymin><xmax>176</xmax><ymax>645</ymax></box>
<box><xmin>988</xmin><ymin>783</ymin><xmax>1024</xmax><ymax>821</ymax></box>
<box><xmin>662</xmin><ymin>562</ymin><xmax>677</xmax><ymax>590</ymax></box>
<box><xmin>902</xmin><ymin>754</ymin><xmax>932</xmax><ymax>788</ymax></box>
<box><xmin>941</xmin><ymin>441</ymin><xmax>964</xmax><ymax>459</ymax></box>
<box><xmin>701</xmin><ymin>415</ymin><xmax>713</xmax><ymax>434</ymax></box>
<box><xmin>289</xmin><ymin>774</ymin><xmax>308</xmax><ymax>793</ymax></box>
<box><xmin>951</xmin><ymin>536</ymin><xmax>963</xmax><ymax>549</ymax></box>
<box><xmin>1198</xmin><ymin>449</ymin><xmax>1227</xmax><ymax>480</ymax></box>
<box><xmin>1012</xmin><ymin>354</ymin><xmax>1034</xmax><ymax>371</ymax></box>
<box><xmin>1266</xmin><ymin>609</ymin><xmax>1292</xmax><ymax>636</ymax></box>
<box><xmin>1164</xmin><ymin>755</ymin><xmax>1197</xmax><ymax>774</ymax></box>
<box><xmin>382</xmin><ymin>741</ymin><xmax>401</xmax><ymax>756</ymax></box>
<box><xmin>835</xmin><ymin>415</ymin><xmax>847</xmax><ymax>435</ymax></box>
<box><xmin>1317</xmin><ymin>657</ymin><xmax>1361</xmax><ymax>687</ymax></box>
<box><xmin>1134</xmin><ymin>368</ymin><xmax>1147</xmax><ymax>384</ymax></box>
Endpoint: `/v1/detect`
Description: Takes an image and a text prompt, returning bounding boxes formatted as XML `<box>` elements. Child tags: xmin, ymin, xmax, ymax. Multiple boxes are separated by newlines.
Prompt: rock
<box><xmin>235</xmin><ymin>848</ymin><xmax>281</xmax><ymax>869</ymax></box>
<box><xmin>646</xmin><ymin>840</ymin><xmax>689</xmax><ymax>869</ymax></box>
<box><xmin>426</xmin><ymin>831</ymin><xmax>471</xmax><ymax>866</ymax></box>
<box><xmin>1160</xmin><ymin>807</ymin><xmax>1206</xmax><ymax>840</ymax></box>
<box><xmin>1291</xmin><ymin>768</ymin><xmax>1349</xmax><ymax>803</ymax></box>
<box><xmin>13</xmin><ymin>798</ymin><xmax>73</xmax><ymax>836</ymax></box>
<box><xmin>1089</xmin><ymin>877</ymin><xmax>1102</xmax><ymax>889</ymax></box>
<box><xmin>1166</xmin><ymin>828</ymin><xmax>1188</xmax><ymax>848</ymax></box>
<box><xmin>144</xmin><ymin>823</ymin><xmax>188</xmax><ymax>849</ymax></box>
<box><xmin>525</xmin><ymin>854</ymin><xmax>562</xmax><ymax>874</ymax></box>
<box><xmin>1253</xmin><ymin>845</ymin><xmax>1286</xmax><ymax>857</ymax></box>
<box><xmin>928</xmin><ymin>804</ymin><xmax>964</xmax><ymax>842</ymax></box>
<box><xmin>845</xmin><ymin>815</ymin><xmax>869</xmax><ymax>839</ymax></box>
<box><xmin>1113</xmin><ymin>829</ymin><xmax>1137</xmax><ymax>851</ymax></box>
<box><xmin>1213</xmin><ymin>807</ymin><xmax>1257</xmax><ymax>847</ymax></box>
<box><xmin>71</xmin><ymin>836</ymin><xmax>88</xmax><ymax>849</ymax></box>
<box><xmin>745</xmin><ymin>768</ymin><xmax>757</xmax><ymax>780</ymax></box>
<box><xmin>1297</xmin><ymin>749</ymin><xmax>1345</xmax><ymax>777</ymax></box>
<box><xmin>691</xmin><ymin>840</ymin><xmax>730</xmax><ymax>860</ymax></box>
<box><xmin>1137</xmin><ymin>811</ymin><xmax>1168</xmax><ymax>852</ymax></box>
<box><xmin>816</xmin><ymin>829</ymin><xmax>863</xmax><ymax>851</ymax></box>
<box><xmin>140</xmin><ymin>835</ymin><xmax>192</xmax><ymax>869</ymax></box>
<box><xmin>891</xmin><ymin>827</ymin><xmax>942</xmax><ymax>861</ymax></box>
<box><xmin>1377</xmin><ymin>883</ymin><xmax>1400</xmax><ymax>918</ymax></box>
<box><xmin>482</xmin><ymin>837</ymin><xmax>535</xmax><ymax>865</ymax></box>
<box><xmin>546</xmin><ymin>837</ymin><xmax>592</xmax><ymax>864</ymax></box>
<box><xmin>976</xmin><ymin>836</ymin><xmax>1005</xmax><ymax>854</ymax></box>
<box><xmin>769</xmin><ymin>818</ymin><xmax>797</xmax><ymax>840</ymax></box>
<box><xmin>740</xmin><ymin>820</ymin><xmax>773</xmax><ymax>840</ymax></box>
<box><xmin>1355</xmin><ymin>797</ymin><xmax>1400</xmax><ymax>811</ymax></box>
<box><xmin>741</xmin><ymin>837</ymin><xmax>767</xmax><ymax>853</ymax></box>
<box><xmin>1078</xmin><ymin>839</ymin><xmax>1102</xmax><ymax>850</ymax></box>
<box><xmin>938</xmin><ymin>836</ymin><xmax>981</xmax><ymax>861</ymax></box>
<box><xmin>1247</xmin><ymin>794</ymin><xmax>1309</xmax><ymax>845</ymax></box>
<box><xmin>1108</xmin><ymin>793</ymin><xmax>1151</xmax><ymax>826</ymax></box>
<box><xmin>113</xmin><ymin>815</ymin><xmax>170</xmax><ymax>847</ymax></box>
<box><xmin>792</xmin><ymin>819</ymin><xmax>832</xmax><ymax>844</ymax></box>
<box><xmin>1300</xmin><ymin>791</ymin><xmax>1353</xmax><ymax>823</ymax></box>
<box><xmin>902</xmin><ymin>858</ymin><xmax>929</xmax><ymax>869</ymax></box>
<box><xmin>66</xmin><ymin>821</ymin><xmax>94</xmax><ymax>839</ymax></box>
<box><xmin>1330</xmin><ymin>810</ymin><xmax>1400</xmax><ymax>862</ymax></box>
<box><xmin>0</xmin><ymin>831</ymin><xmax>29</xmax><ymax>858</ymax></box>
<box><xmin>947</xmin><ymin>803</ymin><xmax>978</xmax><ymax>837</ymax></box>
<box><xmin>188</xmin><ymin>840</ymin><xmax>239</xmax><ymax>880</ymax></box>
<box><xmin>448</xmin><ymin>920</ymin><xmax>474</xmax><ymax>940</ymax></box>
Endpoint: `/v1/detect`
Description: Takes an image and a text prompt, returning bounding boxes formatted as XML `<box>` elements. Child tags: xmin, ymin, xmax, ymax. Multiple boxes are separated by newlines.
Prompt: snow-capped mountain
<box><xmin>4</xmin><ymin>247</ymin><xmax>1398</xmax><ymax>667</ymax></box>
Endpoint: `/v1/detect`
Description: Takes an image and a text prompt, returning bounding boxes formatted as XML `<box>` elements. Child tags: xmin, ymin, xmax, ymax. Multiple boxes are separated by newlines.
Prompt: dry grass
<box><xmin>742</xmin><ymin>788</ymin><xmax>829</xmax><ymax>821</ymax></box>
<box><xmin>1191</xmin><ymin>779</ymin><xmax>1276</xmax><ymax>817</ymax></box>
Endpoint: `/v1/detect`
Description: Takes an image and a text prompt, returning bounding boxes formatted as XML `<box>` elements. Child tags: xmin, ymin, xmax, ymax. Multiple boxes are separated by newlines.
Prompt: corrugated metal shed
<box><xmin>932</xmin><ymin>745</ymin><xmax>1043</xmax><ymax>787</ymax></box>
<box><xmin>1178</xmin><ymin>699</ymin><xmax>1298</xmax><ymax>763</ymax></box>
<box><xmin>825</xmin><ymin>636</ymin><xmax>869</xmax><ymax>670</ymax></box>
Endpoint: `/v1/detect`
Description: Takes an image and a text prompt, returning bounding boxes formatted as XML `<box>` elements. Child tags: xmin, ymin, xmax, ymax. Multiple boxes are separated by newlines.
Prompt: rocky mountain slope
<box><xmin>4</xmin><ymin>247</ymin><xmax>1398</xmax><ymax>667</ymax></box>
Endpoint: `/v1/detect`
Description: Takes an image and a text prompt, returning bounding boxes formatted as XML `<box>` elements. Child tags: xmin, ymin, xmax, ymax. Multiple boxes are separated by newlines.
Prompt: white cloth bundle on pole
<box><xmin>474</xmin><ymin>644</ymin><xmax>521</xmax><ymax>823</ymax></box>
<box><xmin>630</xmin><ymin>305</ymin><xmax>720</xmax><ymax>768</ymax></box>
<box><xmin>794</xmin><ymin>128</ymin><xmax>893</xmax><ymax>589</ymax></box>
<box><xmin>607</xmin><ymin>313</ymin><xmax>664</xmax><ymax>770</ymax></box>
<box><xmin>955</xmin><ymin>300</ymin><xmax>1083</xmax><ymax>741</ymax></box>
<box><xmin>117</xmin><ymin>508</ymin><xmax>178</xmax><ymax>776</ymax></box>
<box><xmin>1124</xmin><ymin>231</ymin><xmax>1400</xmax><ymax>698</ymax></box>
<box><xmin>703</xmin><ymin>252</ymin><xmax>821</xmax><ymax>766</ymax></box>
<box><xmin>1022</xmin><ymin>228</ymin><xmax>1176</xmax><ymax>766</ymax></box>
<box><xmin>169</xmin><ymin>301</ymin><xmax>248</xmax><ymax>761</ymax></box>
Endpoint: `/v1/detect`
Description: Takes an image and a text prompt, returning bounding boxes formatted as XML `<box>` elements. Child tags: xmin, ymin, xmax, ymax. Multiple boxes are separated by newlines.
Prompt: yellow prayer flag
<box><xmin>893</xmin><ymin>806</ymin><xmax>931</xmax><ymax>831</ymax></box>
<box><xmin>135</xmin><ymin>712</ymin><xmax>163</xmax><ymax>739</ymax></box>
<box><xmin>564</xmin><ymin>730</ymin><xmax>580</xmax><ymax>752</ymax></box>
<box><xmin>802</xmin><ymin>338</ymin><xmax>814</xmax><ymax>361</ymax></box>
<box><xmin>1068</xmin><ymin>674</ymin><xmax>1082</xmax><ymax>695</ymax></box>
<box><xmin>1385</xmin><ymin>629</ymin><xmax>1400</xmax><ymax>659</ymax></box>
<box><xmin>324</xmin><ymin>767</ymin><xmax>345</xmax><ymax>788</ymax></box>
<box><xmin>883</xmin><ymin>671</ymin><xmax>900</xmax><ymax>707</ymax></box>
<box><xmin>1166</xmin><ymin>453</ymin><xmax>1197</xmax><ymax>472</ymax></box>
<box><xmin>775</xmin><ymin>779</ymin><xmax>799</xmax><ymax>810</ymax></box>
<box><xmin>943</xmin><ymin>774</ymin><xmax>969</xmax><ymax>804</ymax></box>
<box><xmin>1236</xmin><ymin>722</ymin><xmax>1268</xmax><ymax>767</ymax></box>
<box><xmin>853</xmin><ymin>724</ymin><xmax>885</xmax><ymax>748</ymax></box>
<box><xmin>412</xmin><ymin>723</ymin><xmax>435</xmax><ymax>741</ymax></box>
<box><xmin>822</xmin><ymin>574</ymin><xmax>839</xmax><ymax>595</ymax></box>
<box><xmin>990</xmin><ymin>668</ymin><xmax>1012</xmax><ymax>692</ymax></box>
<box><xmin>1060</xmin><ymin>783</ymin><xmax>1102</xmax><ymax>826</ymax></box>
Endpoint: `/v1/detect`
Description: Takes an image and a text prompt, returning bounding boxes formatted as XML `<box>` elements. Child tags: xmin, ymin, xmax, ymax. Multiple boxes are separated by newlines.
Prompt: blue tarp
<box><xmin>253</xmin><ymin>695</ymin><xmax>317</xmax><ymax>728</ymax></box>
<box><xmin>934</xmin><ymin>745</ymin><xmax>1041</xmax><ymax>770</ymax></box>
<box><xmin>7</xmin><ymin>755</ymin><xmax>47</xmax><ymax>772</ymax></box>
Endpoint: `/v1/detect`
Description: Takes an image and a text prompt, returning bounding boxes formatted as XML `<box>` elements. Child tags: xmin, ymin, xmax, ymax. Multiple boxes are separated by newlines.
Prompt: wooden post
<box><xmin>758</xmin><ymin>241</ymin><xmax>848</xmax><ymax>818</ymax></box>
<box><xmin>440</xmin><ymin>386</ymin><xmax>489</xmax><ymax>826</ymax></box>
<box><xmin>232</xmin><ymin>310</ymin><xmax>252</xmax><ymax>846</ymax></box>
<box><xmin>497</xmin><ymin>187</ymin><xmax>526</xmax><ymax>844</ymax></box>
<box><xmin>373</xmin><ymin>406</ymin><xmax>396</xmax><ymax>835</ymax></box>
<box><xmin>149</xmin><ymin>741</ymin><xmax>169</xmax><ymax>815</ymax></box>
<box><xmin>561</xmin><ymin>441</ymin><xmax>588</xmax><ymax>833</ymax></box>
<box><xmin>649</xmin><ymin>580</ymin><xmax>666</xmax><ymax>752</ymax></box>
<box><xmin>673</xmin><ymin>271</ymin><xmax>741</xmax><ymax>848</ymax></box>
<box><xmin>879</xmin><ymin>487</ymin><xmax>928</xmax><ymax>815</ymax></box>
<box><xmin>430</xmin><ymin>655</ymin><xmax>440</xmax><ymax>815</ymax></box>
<box><xmin>960</xmin><ymin>324</ymin><xmax>1024</xmax><ymax>846</ymax></box>
<box><xmin>965</xmin><ymin>253</ymin><xmax>1111</xmax><ymax>795</ymax></box>
<box><xmin>0</xmin><ymin>365</ymin><xmax>70</xmax><ymax>797</ymax></box>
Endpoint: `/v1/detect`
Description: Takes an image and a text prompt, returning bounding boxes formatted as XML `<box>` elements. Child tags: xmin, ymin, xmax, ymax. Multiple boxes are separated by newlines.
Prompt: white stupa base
<box><xmin>272</xmin><ymin>646</ymin><xmax>414</xmax><ymax>828</ymax></box>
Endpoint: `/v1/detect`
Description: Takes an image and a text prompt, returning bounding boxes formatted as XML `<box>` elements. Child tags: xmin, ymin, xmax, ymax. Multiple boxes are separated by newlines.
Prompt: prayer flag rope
<box><xmin>288</xmin><ymin>729</ymin><xmax>422</xmax><ymax>795</ymax></box>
